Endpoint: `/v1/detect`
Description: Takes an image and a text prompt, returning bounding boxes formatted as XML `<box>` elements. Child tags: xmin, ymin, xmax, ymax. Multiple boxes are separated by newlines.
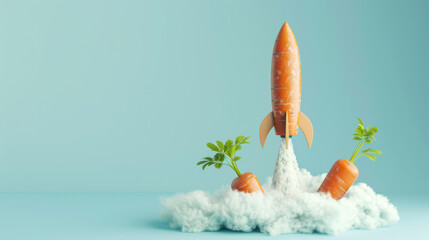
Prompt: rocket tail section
<box><xmin>259</xmin><ymin>111</ymin><xmax>313</xmax><ymax>149</ymax></box>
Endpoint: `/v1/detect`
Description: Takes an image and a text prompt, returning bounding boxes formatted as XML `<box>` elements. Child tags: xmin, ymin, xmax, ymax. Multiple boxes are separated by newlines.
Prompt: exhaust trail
<box><xmin>272</xmin><ymin>138</ymin><xmax>301</xmax><ymax>193</ymax></box>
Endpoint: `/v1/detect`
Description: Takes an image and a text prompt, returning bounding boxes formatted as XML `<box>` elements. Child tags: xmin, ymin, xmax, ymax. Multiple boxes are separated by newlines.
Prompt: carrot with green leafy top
<box><xmin>317</xmin><ymin>118</ymin><xmax>382</xmax><ymax>200</ymax></box>
<box><xmin>197</xmin><ymin>136</ymin><xmax>264</xmax><ymax>194</ymax></box>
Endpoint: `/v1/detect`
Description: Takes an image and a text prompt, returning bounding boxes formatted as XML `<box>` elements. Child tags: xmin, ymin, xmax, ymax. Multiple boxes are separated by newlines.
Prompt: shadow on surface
<box><xmin>145</xmin><ymin>219</ymin><xmax>179</xmax><ymax>231</ymax></box>
<box><xmin>145</xmin><ymin>219</ymin><xmax>332</xmax><ymax>237</ymax></box>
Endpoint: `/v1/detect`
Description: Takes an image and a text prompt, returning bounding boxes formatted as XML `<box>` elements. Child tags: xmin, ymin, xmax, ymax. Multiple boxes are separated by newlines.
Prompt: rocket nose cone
<box><xmin>281</xmin><ymin>22</ymin><xmax>290</xmax><ymax>31</ymax></box>
<box><xmin>273</xmin><ymin>22</ymin><xmax>297</xmax><ymax>53</ymax></box>
<box><xmin>278</xmin><ymin>22</ymin><xmax>292</xmax><ymax>37</ymax></box>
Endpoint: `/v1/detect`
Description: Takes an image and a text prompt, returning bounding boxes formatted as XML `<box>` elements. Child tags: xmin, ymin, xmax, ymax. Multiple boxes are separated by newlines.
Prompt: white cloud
<box><xmin>161</xmin><ymin>139</ymin><xmax>399</xmax><ymax>235</ymax></box>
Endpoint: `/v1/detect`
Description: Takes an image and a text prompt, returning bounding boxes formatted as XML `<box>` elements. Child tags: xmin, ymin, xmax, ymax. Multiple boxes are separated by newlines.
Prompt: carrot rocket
<box><xmin>259</xmin><ymin>22</ymin><xmax>313</xmax><ymax>149</ymax></box>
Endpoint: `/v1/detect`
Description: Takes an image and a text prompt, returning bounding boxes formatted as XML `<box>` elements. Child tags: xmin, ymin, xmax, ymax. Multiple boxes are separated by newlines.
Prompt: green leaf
<box><xmin>362</xmin><ymin>149</ymin><xmax>382</xmax><ymax>154</ymax></box>
<box><xmin>214</xmin><ymin>162</ymin><xmax>222</xmax><ymax>169</ymax></box>
<box><xmin>225</xmin><ymin>140</ymin><xmax>233</xmax><ymax>148</ymax></box>
<box><xmin>216</xmin><ymin>141</ymin><xmax>224</xmax><ymax>151</ymax></box>
<box><xmin>214</xmin><ymin>153</ymin><xmax>225</xmax><ymax>162</ymax></box>
<box><xmin>368</xmin><ymin>127</ymin><xmax>378</xmax><ymax>136</ymax></box>
<box><xmin>201</xmin><ymin>136</ymin><xmax>251</xmax><ymax>174</ymax></box>
<box><xmin>235</xmin><ymin>136</ymin><xmax>245</xmax><ymax>144</ymax></box>
<box><xmin>242</xmin><ymin>136</ymin><xmax>251</xmax><ymax>144</ymax></box>
<box><xmin>362</xmin><ymin>126</ymin><xmax>370</xmax><ymax>136</ymax></box>
<box><xmin>350</xmin><ymin>118</ymin><xmax>381</xmax><ymax>163</ymax></box>
<box><xmin>202</xmin><ymin>163</ymin><xmax>210</xmax><ymax>170</ymax></box>
<box><xmin>362</xmin><ymin>154</ymin><xmax>376</xmax><ymax>161</ymax></box>
<box><xmin>370</xmin><ymin>149</ymin><xmax>382</xmax><ymax>154</ymax></box>
<box><xmin>357</xmin><ymin>118</ymin><xmax>364</xmax><ymax>127</ymax></box>
<box><xmin>226</xmin><ymin>145</ymin><xmax>236</xmax><ymax>157</ymax></box>
<box><xmin>206</xmin><ymin>143</ymin><xmax>220</xmax><ymax>152</ymax></box>
<box><xmin>356</xmin><ymin>126</ymin><xmax>364</xmax><ymax>135</ymax></box>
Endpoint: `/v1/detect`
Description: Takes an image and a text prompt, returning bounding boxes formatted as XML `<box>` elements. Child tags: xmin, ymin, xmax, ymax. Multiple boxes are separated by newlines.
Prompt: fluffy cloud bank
<box><xmin>161</xmin><ymin>139</ymin><xmax>399</xmax><ymax>235</ymax></box>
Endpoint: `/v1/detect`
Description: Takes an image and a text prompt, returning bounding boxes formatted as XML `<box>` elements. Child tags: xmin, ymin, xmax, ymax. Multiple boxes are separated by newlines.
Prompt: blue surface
<box><xmin>0</xmin><ymin>0</ymin><xmax>428</xmax><ymax>195</ymax></box>
<box><xmin>0</xmin><ymin>192</ymin><xmax>427</xmax><ymax>239</ymax></box>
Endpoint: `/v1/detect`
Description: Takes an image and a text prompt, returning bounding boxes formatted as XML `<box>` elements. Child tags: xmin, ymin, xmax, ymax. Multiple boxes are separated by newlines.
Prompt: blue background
<box><xmin>1</xmin><ymin>0</ymin><xmax>428</xmax><ymax>196</ymax></box>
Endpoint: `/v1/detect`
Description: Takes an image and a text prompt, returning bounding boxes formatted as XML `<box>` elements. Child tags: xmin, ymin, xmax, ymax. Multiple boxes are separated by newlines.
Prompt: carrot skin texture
<box><xmin>271</xmin><ymin>22</ymin><xmax>301</xmax><ymax>136</ymax></box>
<box><xmin>317</xmin><ymin>159</ymin><xmax>359</xmax><ymax>200</ymax></box>
<box><xmin>231</xmin><ymin>172</ymin><xmax>264</xmax><ymax>194</ymax></box>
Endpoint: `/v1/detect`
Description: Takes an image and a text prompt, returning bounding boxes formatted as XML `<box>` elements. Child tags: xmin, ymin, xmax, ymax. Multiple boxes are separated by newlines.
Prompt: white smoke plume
<box><xmin>160</xmin><ymin>139</ymin><xmax>399</xmax><ymax>235</ymax></box>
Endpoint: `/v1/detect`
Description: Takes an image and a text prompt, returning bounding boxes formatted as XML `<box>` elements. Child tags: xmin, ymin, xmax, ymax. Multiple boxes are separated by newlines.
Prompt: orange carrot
<box><xmin>317</xmin><ymin>118</ymin><xmax>382</xmax><ymax>200</ymax></box>
<box><xmin>317</xmin><ymin>159</ymin><xmax>359</xmax><ymax>200</ymax></box>
<box><xmin>197</xmin><ymin>136</ymin><xmax>264</xmax><ymax>194</ymax></box>
<box><xmin>231</xmin><ymin>172</ymin><xmax>264</xmax><ymax>194</ymax></box>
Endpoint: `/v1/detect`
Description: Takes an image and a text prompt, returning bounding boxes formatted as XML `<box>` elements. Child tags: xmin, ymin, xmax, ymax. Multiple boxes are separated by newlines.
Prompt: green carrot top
<box><xmin>197</xmin><ymin>136</ymin><xmax>251</xmax><ymax>177</ymax></box>
<box><xmin>349</xmin><ymin>118</ymin><xmax>382</xmax><ymax>163</ymax></box>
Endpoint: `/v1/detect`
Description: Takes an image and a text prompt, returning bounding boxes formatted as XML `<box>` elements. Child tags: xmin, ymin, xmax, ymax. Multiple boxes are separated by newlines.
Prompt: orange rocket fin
<box><xmin>259</xmin><ymin>112</ymin><xmax>274</xmax><ymax>148</ymax></box>
<box><xmin>298</xmin><ymin>112</ymin><xmax>313</xmax><ymax>148</ymax></box>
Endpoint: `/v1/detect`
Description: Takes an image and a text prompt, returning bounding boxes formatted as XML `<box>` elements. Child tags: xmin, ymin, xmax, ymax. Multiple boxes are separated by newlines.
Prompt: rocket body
<box><xmin>259</xmin><ymin>22</ymin><xmax>313</xmax><ymax>149</ymax></box>
<box><xmin>271</xmin><ymin>23</ymin><xmax>301</xmax><ymax>136</ymax></box>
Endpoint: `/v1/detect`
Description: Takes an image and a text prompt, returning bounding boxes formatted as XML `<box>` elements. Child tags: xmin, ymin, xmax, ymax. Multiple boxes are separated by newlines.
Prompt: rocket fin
<box><xmin>259</xmin><ymin>112</ymin><xmax>274</xmax><ymax>148</ymax></box>
<box><xmin>298</xmin><ymin>111</ymin><xmax>313</xmax><ymax>148</ymax></box>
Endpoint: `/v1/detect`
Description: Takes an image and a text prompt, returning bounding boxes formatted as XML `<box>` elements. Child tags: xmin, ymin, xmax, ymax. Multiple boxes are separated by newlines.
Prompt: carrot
<box><xmin>231</xmin><ymin>172</ymin><xmax>264</xmax><ymax>194</ymax></box>
<box><xmin>317</xmin><ymin>118</ymin><xmax>382</xmax><ymax>200</ymax></box>
<box><xmin>317</xmin><ymin>159</ymin><xmax>359</xmax><ymax>200</ymax></box>
<box><xmin>271</xmin><ymin>22</ymin><xmax>301</xmax><ymax>136</ymax></box>
<box><xmin>197</xmin><ymin>136</ymin><xmax>264</xmax><ymax>194</ymax></box>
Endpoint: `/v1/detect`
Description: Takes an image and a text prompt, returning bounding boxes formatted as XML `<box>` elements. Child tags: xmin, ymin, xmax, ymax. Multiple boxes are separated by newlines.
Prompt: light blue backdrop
<box><xmin>0</xmin><ymin>0</ymin><xmax>427</xmax><ymax>194</ymax></box>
